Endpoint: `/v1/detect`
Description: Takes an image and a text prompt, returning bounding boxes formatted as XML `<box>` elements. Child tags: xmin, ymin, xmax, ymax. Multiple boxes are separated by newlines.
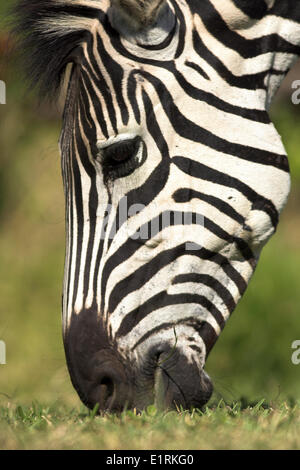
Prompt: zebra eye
<box><xmin>98</xmin><ymin>136</ymin><xmax>145</xmax><ymax>181</ymax></box>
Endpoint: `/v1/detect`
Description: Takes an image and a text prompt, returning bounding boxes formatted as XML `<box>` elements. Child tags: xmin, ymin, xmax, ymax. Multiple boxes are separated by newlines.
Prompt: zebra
<box><xmin>13</xmin><ymin>0</ymin><xmax>300</xmax><ymax>411</ymax></box>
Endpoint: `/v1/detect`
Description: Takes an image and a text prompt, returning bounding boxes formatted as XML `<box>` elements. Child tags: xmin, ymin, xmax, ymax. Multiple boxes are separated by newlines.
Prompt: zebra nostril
<box><xmin>88</xmin><ymin>351</ymin><xmax>132</xmax><ymax>412</ymax></box>
<box><xmin>98</xmin><ymin>375</ymin><xmax>115</xmax><ymax>409</ymax></box>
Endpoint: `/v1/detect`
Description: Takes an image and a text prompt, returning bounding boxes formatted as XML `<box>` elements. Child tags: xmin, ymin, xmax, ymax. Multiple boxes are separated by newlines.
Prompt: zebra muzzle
<box><xmin>149</xmin><ymin>346</ymin><xmax>213</xmax><ymax>411</ymax></box>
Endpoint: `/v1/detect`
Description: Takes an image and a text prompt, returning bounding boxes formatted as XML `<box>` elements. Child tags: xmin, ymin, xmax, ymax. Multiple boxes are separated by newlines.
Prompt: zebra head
<box><xmin>14</xmin><ymin>0</ymin><xmax>298</xmax><ymax>411</ymax></box>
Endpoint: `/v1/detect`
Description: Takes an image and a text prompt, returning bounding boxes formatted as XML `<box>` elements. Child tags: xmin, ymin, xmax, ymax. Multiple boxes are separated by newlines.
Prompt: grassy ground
<box><xmin>1</xmin><ymin>400</ymin><xmax>300</xmax><ymax>450</ymax></box>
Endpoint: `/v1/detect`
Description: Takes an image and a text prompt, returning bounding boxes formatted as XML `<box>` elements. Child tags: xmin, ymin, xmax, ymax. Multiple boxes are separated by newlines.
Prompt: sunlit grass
<box><xmin>1</xmin><ymin>400</ymin><xmax>300</xmax><ymax>449</ymax></box>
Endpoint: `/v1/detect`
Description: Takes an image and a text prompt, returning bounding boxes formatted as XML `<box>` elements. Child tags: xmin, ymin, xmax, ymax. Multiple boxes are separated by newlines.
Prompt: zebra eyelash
<box><xmin>97</xmin><ymin>136</ymin><xmax>146</xmax><ymax>181</ymax></box>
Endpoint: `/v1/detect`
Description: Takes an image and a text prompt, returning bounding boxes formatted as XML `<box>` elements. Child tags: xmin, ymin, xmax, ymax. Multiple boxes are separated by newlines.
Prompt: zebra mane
<box><xmin>12</xmin><ymin>0</ymin><xmax>167</xmax><ymax>98</ymax></box>
<box><xmin>12</xmin><ymin>0</ymin><xmax>101</xmax><ymax>99</ymax></box>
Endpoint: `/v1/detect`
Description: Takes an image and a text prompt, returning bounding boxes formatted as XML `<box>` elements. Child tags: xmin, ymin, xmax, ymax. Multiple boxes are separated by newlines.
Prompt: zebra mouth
<box><xmin>153</xmin><ymin>362</ymin><xmax>187</xmax><ymax>410</ymax></box>
<box><xmin>139</xmin><ymin>346</ymin><xmax>213</xmax><ymax>411</ymax></box>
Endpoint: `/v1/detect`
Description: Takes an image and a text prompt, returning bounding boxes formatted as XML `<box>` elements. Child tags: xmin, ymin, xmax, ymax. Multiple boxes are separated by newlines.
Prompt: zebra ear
<box><xmin>110</xmin><ymin>0</ymin><xmax>168</xmax><ymax>30</ymax></box>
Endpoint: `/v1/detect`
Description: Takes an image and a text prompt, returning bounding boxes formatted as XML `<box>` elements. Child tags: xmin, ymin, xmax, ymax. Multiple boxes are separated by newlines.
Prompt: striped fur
<box><xmin>13</xmin><ymin>0</ymin><xmax>300</xmax><ymax>410</ymax></box>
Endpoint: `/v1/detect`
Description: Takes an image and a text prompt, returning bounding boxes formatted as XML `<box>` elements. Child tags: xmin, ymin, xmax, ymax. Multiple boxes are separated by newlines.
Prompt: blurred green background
<box><xmin>0</xmin><ymin>3</ymin><xmax>300</xmax><ymax>409</ymax></box>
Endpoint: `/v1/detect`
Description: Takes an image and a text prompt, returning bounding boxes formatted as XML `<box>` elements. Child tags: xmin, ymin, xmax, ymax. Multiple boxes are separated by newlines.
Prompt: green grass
<box><xmin>1</xmin><ymin>400</ymin><xmax>300</xmax><ymax>450</ymax></box>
